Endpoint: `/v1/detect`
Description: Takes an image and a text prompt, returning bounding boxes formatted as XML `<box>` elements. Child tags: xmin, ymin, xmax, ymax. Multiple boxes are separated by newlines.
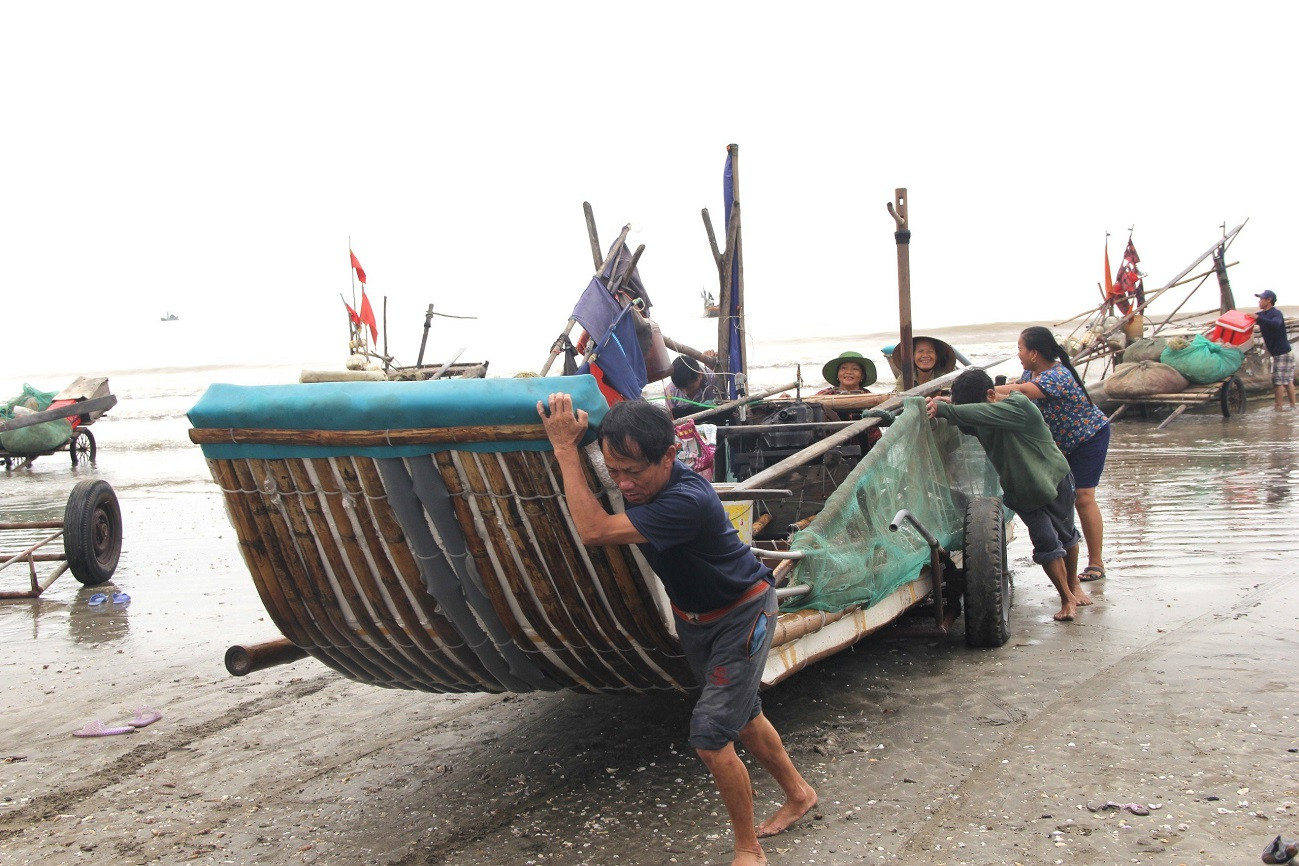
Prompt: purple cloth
<box><xmin>571</xmin><ymin>278</ymin><xmax>647</xmax><ymax>401</ymax></box>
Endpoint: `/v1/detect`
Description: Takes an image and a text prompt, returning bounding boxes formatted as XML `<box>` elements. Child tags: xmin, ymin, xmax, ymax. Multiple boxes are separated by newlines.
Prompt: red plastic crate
<box><xmin>1207</xmin><ymin>309</ymin><xmax>1256</xmax><ymax>347</ymax></box>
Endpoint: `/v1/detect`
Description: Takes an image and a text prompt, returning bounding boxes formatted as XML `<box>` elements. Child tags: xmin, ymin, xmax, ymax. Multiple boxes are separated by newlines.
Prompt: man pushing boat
<box><xmin>538</xmin><ymin>394</ymin><xmax>817</xmax><ymax>866</ymax></box>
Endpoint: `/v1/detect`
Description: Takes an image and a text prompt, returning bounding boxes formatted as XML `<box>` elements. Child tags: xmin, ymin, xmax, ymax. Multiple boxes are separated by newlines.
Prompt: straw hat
<box><xmin>822</xmin><ymin>351</ymin><xmax>878</xmax><ymax>387</ymax></box>
<box><xmin>886</xmin><ymin>336</ymin><xmax>957</xmax><ymax>379</ymax></box>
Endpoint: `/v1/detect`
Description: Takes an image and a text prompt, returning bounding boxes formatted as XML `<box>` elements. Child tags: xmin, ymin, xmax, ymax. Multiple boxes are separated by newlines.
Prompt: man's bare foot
<box><xmin>1066</xmin><ymin>575</ymin><xmax>1093</xmax><ymax>606</ymax></box>
<box><xmin>1054</xmin><ymin>601</ymin><xmax>1076</xmax><ymax>621</ymax></box>
<box><xmin>756</xmin><ymin>787</ymin><xmax>817</xmax><ymax>838</ymax></box>
<box><xmin>732</xmin><ymin>844</ymin><xmax>767</xmax><ymax>866</ymax></box>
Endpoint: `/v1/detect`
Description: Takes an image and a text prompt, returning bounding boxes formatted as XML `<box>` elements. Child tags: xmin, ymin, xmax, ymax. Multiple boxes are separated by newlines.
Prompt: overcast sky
<box><xmin>4</xmin><ymin>1</ymin><xmax>1292</xmax><ymax>374</ymax></box>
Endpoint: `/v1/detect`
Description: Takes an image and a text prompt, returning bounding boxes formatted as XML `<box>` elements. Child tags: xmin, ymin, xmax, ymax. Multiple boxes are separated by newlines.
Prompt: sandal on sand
<box><xmin>1262</xmin><ymin>834</ymin><xmax>1299</xmax><ymax>864</ymax></box>
<box><xmin>73</xmin><ymin>720</ymin><xmax>137</xmax><ymax>738</ymax></box>
<box><xmin>129</xmin><ymin>708</ymin><xmax>163</xmax><ymax>728</ymax></box>
<box><xmin>1079</xmin><ymin>565</ymin><xmax>1106</xmax><ymax>582</ymax></box>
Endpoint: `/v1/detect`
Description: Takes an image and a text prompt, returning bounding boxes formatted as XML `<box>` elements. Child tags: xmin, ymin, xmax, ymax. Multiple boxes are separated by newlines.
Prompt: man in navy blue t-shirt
<box><xmin>539</xmin><ymin>394</ymin><xmax>816</xmax><ymax>866</ymax></box>
<box><xmin>1255</xmin><ymin>290</ymin><xmax>1296</xmax><ymax>409</ymax></box>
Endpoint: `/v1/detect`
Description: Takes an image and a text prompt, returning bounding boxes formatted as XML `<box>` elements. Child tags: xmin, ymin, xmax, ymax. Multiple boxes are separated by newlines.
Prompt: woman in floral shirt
<box><xmin>996</xmin><ymin>326</ymin><xmax>1112</xmax><ymax>585</ymax></box>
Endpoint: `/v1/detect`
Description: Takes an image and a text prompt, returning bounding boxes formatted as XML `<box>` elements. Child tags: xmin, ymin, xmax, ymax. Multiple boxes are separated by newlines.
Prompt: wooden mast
<box><xmin>888</xmin><ymin>189</ymin><xmax>915</xmax><ymax>391</ymax></box>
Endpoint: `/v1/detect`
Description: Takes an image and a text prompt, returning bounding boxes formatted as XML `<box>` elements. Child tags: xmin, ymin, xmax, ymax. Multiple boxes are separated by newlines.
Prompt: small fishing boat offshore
<box><xmin>189</xmin><ymin>148</ymin><xmax>1015</xmax><ymax>694</ymax></box>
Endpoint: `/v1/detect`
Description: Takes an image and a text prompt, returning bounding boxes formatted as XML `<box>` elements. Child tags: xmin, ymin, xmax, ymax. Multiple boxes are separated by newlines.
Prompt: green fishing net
<box><xmin>780</xmin><ymin>397</ymin><xmax>1003</xmax><ymax>613</ymax></box>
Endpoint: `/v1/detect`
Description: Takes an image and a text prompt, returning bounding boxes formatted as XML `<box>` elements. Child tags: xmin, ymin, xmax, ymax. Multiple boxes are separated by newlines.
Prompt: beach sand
<box><xmin>2</xmin><ymin>404</ymin><xmax>1297</xmax><ymax>865</ymax></box>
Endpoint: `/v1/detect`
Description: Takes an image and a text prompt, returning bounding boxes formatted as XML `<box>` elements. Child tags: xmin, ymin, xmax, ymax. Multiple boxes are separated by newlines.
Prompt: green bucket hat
<box><xmin>822</xmin><ymin>351</ymin><xmax>878</xmax><ymax>387</ymax></box>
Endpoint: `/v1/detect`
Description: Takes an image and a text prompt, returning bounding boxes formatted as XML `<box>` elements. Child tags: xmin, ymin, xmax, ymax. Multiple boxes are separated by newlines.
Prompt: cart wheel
<box><xmin>69</xmin><ymin>428</ymin><xmax>97</xmax><ymax>466</ymax></box>
<box><xmin>64</xmin><ymin>480</ymin><xmax>122</xmax><ymax>585</ymax></box>
<box><xmin>962</xmin><ymin>495</ymin><xmax>1012</xmax><ymax>648</ymax></box>
<box><xmin>1219</xmin><ymin>375</ymin><xmax>1246</xmax><ymax>418</ymax></box>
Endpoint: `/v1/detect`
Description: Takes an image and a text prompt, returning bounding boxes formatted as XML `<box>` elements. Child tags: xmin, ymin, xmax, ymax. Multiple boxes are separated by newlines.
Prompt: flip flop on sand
<box><xmin>73</xmin><ymin>720</ymin><xmax>137</xmax><ymax>738</ymax></box>
<box><xmin>128</xmin><ymin>708</ymin><xmax>163</xmax><ymax>728</ymax></box>
<box><xmin>1261</xmin><ymin>834</ymin><xmax>1299</xmax><ymax>864</ymax></box>
<box><xmin>1079</xmin><ymin>565</ymin><xmax>1107</xmax><ymax>582</ymax></box>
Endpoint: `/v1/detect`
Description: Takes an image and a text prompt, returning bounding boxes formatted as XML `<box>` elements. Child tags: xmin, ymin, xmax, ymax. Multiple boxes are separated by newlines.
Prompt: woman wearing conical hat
<box><xmin>887</xmin><ymin>336</ymin><xmax>958</xmax><ymax>390</ymax></box>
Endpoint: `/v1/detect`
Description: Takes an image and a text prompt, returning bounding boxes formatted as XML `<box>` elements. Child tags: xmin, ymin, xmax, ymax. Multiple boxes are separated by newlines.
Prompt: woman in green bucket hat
<box><xmin>819</xmin><ymin>351</ymin><xmax>878</xmax><ymax>394</ymax></box>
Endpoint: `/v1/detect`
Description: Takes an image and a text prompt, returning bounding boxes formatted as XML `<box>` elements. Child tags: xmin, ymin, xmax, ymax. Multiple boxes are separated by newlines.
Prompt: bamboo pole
<box><xmin>679</xmin><ymin>381</ymin><xmax>800</xmax><ymax>423</ymax></box>
<box><xmin>583</xmin><ymin>201</ymin><xmax>602</xmax><ymax>270</ymax></box>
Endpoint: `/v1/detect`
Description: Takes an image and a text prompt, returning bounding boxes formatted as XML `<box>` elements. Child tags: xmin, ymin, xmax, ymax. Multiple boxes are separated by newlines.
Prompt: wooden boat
<box><xmin>1063</xmin><ymin>223</ymin><xmax>1298</xmax><ymax>423</ymax></box>
<box><xmin>192</xmin><ymin>152</ymin><xmax>1013</xmax><ymax>695</ymax></box>
<box><xmin>188</xmin><ymin>369</ymin><xmax>1009</xmax><ymax>694</ymax></box>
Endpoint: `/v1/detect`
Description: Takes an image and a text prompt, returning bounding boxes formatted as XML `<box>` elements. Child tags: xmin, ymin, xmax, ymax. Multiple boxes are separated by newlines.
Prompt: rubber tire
<box><xmin>962</xmin><ymin>495</ymin><xmax>1012</xmax><ymax>648</ymax></box>
<box><xmin>69</xmin><ymin>428</ymin><xmax>97</xmax><ymax>466</ymax></box>
<box><xmin>1219</xmin><ymin>375</ymin><xmax>1246</xmax><ymax>418</ymax></box>
<box><xmin>64</xmin><ymin>479</ymin><xmax>122</xmax><ymax>585</ymax></box>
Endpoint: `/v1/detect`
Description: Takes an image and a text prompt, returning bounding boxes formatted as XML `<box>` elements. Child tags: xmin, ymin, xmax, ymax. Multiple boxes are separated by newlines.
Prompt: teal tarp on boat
<box><xmin>188</xmin><ymin>375</ymin><xmax>609</xmax><ymax>460</ymax></box>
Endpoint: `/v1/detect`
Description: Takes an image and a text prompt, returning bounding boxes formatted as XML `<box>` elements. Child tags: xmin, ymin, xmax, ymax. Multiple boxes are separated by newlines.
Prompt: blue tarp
<box><xmin>188</xmin><ymin>375</ymin><xmax>609</xmax><ymax>460</ymax></box>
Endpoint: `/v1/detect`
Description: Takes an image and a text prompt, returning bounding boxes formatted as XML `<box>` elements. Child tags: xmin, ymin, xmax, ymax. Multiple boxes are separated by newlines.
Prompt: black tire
<box><xmin>962</xmin><ymin>495</ymin><xmax>1012</xmax><ymax>648</ymax></box>
<box><xmin>64</xmin><ymin>480</ymin><xmax>123</xmax><ymax>585</ymax></box>
<box><xmin>69</xmin><ymin>428</ymin><xmax>97</xmax><ymax>466</ymax></box>
<box><xmin>1219</xmin><ymin>375</ymin><xmax>1246</xmax><ymax>418</ymax></box>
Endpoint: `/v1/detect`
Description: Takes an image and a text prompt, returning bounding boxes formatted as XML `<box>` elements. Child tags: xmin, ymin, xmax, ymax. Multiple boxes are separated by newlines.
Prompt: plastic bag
<box><xmin>674</xmin><ymin>419</ymin><xmax>715</xmax><ymax>476</ymax></box>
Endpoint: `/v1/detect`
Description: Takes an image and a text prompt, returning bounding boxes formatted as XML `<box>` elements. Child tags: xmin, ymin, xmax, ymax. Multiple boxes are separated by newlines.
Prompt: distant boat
<box><xmin>161</xmin><ymin>312</ymin><xmax>179</xmax><ymax>322</ymax></box>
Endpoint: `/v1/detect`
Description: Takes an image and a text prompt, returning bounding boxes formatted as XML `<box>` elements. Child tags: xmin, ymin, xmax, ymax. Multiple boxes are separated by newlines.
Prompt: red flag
<box><xmin>359</xmin><ymin>288</ymin><xmax>378</xmax><ymax>343</ymax></box>
<box><xmin>350</xmin><ymin>249</ymin><xmax>367</xmax><ymax>284</ymax></box>
<box><xmin>1115</xmin><ymin>240</ymin><xmax>1144</xmax><ymax>309</ymax></box>
<box><xmin>343</xmin><ymin>300</ymin><xmax>361</xmax><ymax>327</ymax></box>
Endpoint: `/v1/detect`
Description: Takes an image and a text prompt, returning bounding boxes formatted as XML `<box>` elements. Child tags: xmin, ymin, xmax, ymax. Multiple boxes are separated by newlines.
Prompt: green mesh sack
<box><xmin>1159</xmin><ymin>334</ymin><xmax>1244</xmax><ymax>385</ymax></box>
<box><xmin>1</xmin><ymin>383</ymin><xmax>57</xmax><ymax>417</ymax></box>
<box><xmin>0</xmin><ymin>418</ymin><xmax>73</xmax><ymax>454</ymax></box>
<box><xmin>780</xmin><ymin>397</ymin><xmax>1003</xmax><ymax>613</ymax></box>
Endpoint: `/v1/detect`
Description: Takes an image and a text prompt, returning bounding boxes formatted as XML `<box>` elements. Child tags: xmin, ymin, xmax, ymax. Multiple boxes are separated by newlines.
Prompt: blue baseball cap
<box><xmin>1256</xmin><ymin>290</ymin><xmax>1277</xmax><ymax>302</ymax></box>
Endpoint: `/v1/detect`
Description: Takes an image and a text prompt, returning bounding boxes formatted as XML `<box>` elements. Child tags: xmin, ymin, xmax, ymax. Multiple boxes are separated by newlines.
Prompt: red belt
<box><xmin>672</xmin><ymin>579</ymin><xmax>770</xmax><ymax>624</ymax></box>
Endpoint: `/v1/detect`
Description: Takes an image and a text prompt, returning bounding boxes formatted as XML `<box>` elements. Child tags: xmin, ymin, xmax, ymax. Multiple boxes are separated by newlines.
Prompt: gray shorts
<box><xmin>1272</xmin><ymin>352</ymin><xmax>1295</xmax><ymax>386</ymax></box>
<box><xmin>1017</xmin><ymin>473</ymin><xmax>1082</xmax><ymax>564</ymax></box>
<box><xmin>676</xmin><ymin>584</ymin><xmax>777</xmax><ymax>751</ymax></box>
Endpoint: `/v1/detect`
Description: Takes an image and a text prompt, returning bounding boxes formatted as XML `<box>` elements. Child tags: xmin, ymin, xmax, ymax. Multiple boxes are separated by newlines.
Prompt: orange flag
<box><xmin>1103</xmin><ymin>243</ymin><xmax>1114</xmax><ymax>300</ymax></box>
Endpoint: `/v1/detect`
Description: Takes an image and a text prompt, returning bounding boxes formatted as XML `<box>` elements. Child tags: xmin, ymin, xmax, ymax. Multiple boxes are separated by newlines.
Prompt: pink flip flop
<box><xmin>128</xmin><ymin>708</ymin><xmax>163</xmax><ymax>728</ymax></box>
<box><xmin>73</xmin><ymin>720</ymin><xmax>137</xmax><ymax>738</ymax></box>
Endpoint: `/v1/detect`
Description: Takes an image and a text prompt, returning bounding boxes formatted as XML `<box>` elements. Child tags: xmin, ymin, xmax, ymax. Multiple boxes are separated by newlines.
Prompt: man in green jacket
<box><xmin>927</xmin><ymin>369</ymin><xmax>1092</xmax><ymax>621</ymax></box>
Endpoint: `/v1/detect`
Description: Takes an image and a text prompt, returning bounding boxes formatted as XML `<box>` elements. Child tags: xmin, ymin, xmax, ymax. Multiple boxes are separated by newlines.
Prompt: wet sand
<box><xmin>2</xmin><ymin>405</ymin><xmax>1297</xmax><ymax>865</ymax></box>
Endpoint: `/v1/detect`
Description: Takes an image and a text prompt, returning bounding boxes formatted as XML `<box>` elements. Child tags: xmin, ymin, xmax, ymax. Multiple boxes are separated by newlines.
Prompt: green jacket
<box><xmin>935</xmin><ymin>391</ymin><xmax>1070</xmax><ymax>513</ymax></box>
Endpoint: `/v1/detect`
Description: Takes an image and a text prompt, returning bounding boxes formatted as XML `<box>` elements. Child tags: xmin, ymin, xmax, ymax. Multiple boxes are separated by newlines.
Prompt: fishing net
<box><xmin>780</xmin><ymin>397</ymin><xmax>1003</xmax><ymax>614</ymax></box>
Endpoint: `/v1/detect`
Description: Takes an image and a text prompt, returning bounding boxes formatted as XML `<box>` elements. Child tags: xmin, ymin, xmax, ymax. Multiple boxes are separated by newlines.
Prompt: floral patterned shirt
<box><xmin>1019</xmin><ymin>364</ymin><xmax>1109</xmax><ymax>455</ymax></box>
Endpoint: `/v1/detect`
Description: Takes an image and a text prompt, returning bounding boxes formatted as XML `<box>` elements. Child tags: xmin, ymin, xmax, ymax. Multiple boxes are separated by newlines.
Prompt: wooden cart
<box><xmin>0</xmin><ymin>377</ymin><xmax>116</xmax><ymax>469</ymax></box>
<box><xmin>1106</xmin><ymin>373</ymin><xmax>1247</xmax><ymax>429</ymax></box>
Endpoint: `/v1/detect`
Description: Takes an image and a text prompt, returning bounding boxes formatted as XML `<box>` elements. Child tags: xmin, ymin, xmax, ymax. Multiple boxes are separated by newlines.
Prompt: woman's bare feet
<box><xmin>733</xmin><ymin>844</ymin><xmax>767</xmax><ymax>865</ymax></box>
<box><xmin>756</xmin><ymin>787</ymin><xmax>818</xmax><ymax>838</ymax></box>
